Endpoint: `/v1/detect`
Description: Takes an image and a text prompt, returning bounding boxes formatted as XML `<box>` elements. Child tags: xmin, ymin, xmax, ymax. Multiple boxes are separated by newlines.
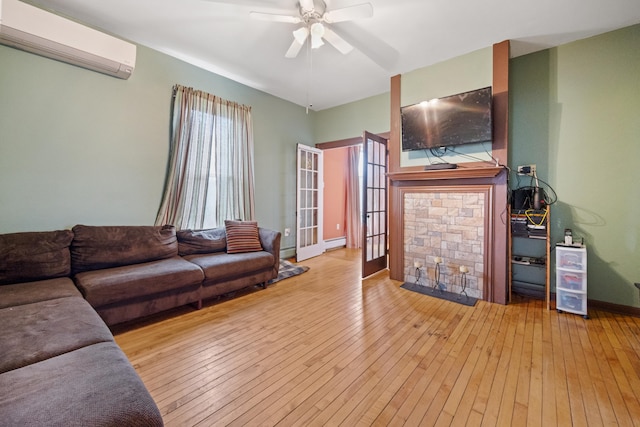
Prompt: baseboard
<box><xmin>324</xmin><ymin>237</ymin><xmax>346</xmax><ymax>250</ymax></box>
<box><xmin>280</xmin><ymin>247</ymin><xmax>296</xmax><ymax>260</ymax></box>
<box><xmin>587</xmin><ymin>298</ymin><xmax>640</xmax><ymax>317</ymax></box>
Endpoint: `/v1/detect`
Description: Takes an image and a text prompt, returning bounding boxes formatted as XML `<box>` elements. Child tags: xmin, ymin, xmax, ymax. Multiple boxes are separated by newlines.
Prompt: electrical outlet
<box><xmin>284</xmin><ymin>228</ymin><xmax>290</xmax><ymax>237</ymax></box>
<box><xmin>517</xmin><ymin>164</ymin><xmax>536</xmax><ymax>176</ymax></box>
<box><xmin>336</xmin><ymin>224</ymin><xmax>340</xmax><ymax>230</ymax></box>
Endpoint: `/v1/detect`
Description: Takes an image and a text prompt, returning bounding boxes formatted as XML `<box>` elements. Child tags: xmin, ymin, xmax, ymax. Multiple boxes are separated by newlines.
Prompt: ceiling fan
<box><xmin>248</xmin><ymin>0</ymin><xmax>374</xmax><ymax>58</ymax></box>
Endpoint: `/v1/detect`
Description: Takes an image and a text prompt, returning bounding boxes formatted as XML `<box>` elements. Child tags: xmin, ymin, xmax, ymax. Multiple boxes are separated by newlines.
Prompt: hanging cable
<box><xmin>305</xmin><ymin>35</ymin><xmax>312</xmax><ymax>115</ymax></box>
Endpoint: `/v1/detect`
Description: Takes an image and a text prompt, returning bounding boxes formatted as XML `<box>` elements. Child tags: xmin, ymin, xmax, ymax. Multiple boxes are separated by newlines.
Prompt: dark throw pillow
<box><xmin>177</xmin><ymin>228</ymin><xmax>227</xmax><ymax>255</ymax></box>
<box><xmin>224</xmin><ymin>220</ymin><xmax>263</xmax><ymax>254</ymax></box>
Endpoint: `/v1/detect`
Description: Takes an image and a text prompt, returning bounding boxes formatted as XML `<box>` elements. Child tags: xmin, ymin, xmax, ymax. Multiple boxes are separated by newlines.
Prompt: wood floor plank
<box><xmin>594</xmin><ymin>311</ymin><xmax>640</xmax><ymax>424</ymax></box>
<box><xmin>226</xmin><ymin>279</ymin><xmax>439</xmax><ymax>426</ymax></box>
<box><xmin>281</xmin><ymin>291</ymin><xmax>441</xmax><ymax>426</ymax></box>
<box><xmin>370</xmin><ymin>306</ymin><xmax>467</xmax><ymax>426</ymax></box>
<box><xmin>348</xmin><ymin>304</ymin><xmax>460</xmax><ymax>426</ymax></box>
<box><xmin>527</xmin><ymin>300</ymin><xmax>544</xmax><ymax>426</ymax></box>
<box><xmin>445</xmin><ymin>303</ymin><xmax>503</xmax><ymax>427</ymax></box>
<box><xmin>474</xmin><ymin>298</ymin><xmax>518</xmax><ymax>425</ymax></box>
<box><xmin>225</xmin><ymin>275</ymin><xmax>438</xmax><ymax>426</ymax></box>
<box><xmin>383</xmin><ymin>304</ymin><xmax>477</xmax><ymax>424</ymax></box>
<box><xmin>111</xmin><ymin>248</ymin><xmax>640</xmax><ymax>427</ymax></box>
<box><xmin>513</xmin><ymin>298</ymin><xmax>536</xmax><ymax>424</ymax></box>
<box><xmin>558</xmin><ymin>311</ymin><xmax>589</xmax><ymax>426</ymax></box>
<box><xmin>550</xmin><ymin>307</ymin><xmax>572</xmax><ymax>426</ymax></box>
<box><xmin>493</xmin><ymin>295</ymin><xmax>529</xmax><ymax>426</ymax></box>
<box><xmin>409</xmin><ymin>300</ymin><xmax>493</xmax><ymax>425</ymax></box>
<box><xmin>540</xmin><ymin>304</ymin><xmax>557</xmax><ymax>426</ymax></box>
<box><xmin>574</xmin><ymin>312</ymin><xmax>620</xmax><ymax>427</ymax></box>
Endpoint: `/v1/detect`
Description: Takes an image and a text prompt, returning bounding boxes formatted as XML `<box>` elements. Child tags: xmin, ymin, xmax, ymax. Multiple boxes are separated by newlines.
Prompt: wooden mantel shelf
<box><xmin>388</xmin><ymin>166</ymin><xmax>505</xmax><ymax>182</ymax></box>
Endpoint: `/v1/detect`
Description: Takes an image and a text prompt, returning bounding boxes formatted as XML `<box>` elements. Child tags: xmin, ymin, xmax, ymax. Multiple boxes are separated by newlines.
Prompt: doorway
<box><xmin>317</xmin><ymin>131</ymin><xmax>389</xmax><ymax>277</ymax></box>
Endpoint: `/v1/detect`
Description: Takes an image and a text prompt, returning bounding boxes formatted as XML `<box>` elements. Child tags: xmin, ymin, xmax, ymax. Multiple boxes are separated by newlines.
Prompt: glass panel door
<box><xmin>296</xmin><ymin>144</ymin><xmax>324</xmax><ymax>261</ymax></box>
<box><xmin>362</xmin><ymin>132</ymin><xmax>388</xmax><ymax>277</ymax></box>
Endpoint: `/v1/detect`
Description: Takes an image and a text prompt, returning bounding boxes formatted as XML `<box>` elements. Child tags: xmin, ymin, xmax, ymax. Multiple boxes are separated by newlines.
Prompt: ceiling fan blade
<box><xmin>249</xmin><ymin>11</ymin><xmax>301</xmax><ymax>23</ymax></box>
<box><xmin>323</xmin><ymin>3</ymin><xmax>373</xmax><ymax>23</ymax></box>
<box><xmin>326</xmin><ymin>25</ymin><xmax>399</xmax><ymax>71</ymax></box>
<box><xmin>299</xmin><ymin>0</ymin><xmax>315</xmax><ymax>12</ymax></box>
<box><xmin>322</xmin><ymin>27</ymin><xmax>353</xmax><ymax>54</ymax></box>
<box><xmin>285</xmin><ymin>38</ymin><xmax>305</xmax><ymax>58</ymax></box>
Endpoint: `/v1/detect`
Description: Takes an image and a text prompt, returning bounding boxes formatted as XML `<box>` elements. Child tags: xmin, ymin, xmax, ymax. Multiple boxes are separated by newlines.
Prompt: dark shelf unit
<box><xmin>509</xmin><ymin>206</ymin><xmax>550</xmax><ymax>309</ymax></box>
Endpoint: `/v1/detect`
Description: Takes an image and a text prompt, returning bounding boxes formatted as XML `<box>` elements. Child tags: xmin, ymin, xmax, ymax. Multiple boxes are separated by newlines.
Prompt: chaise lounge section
<box><xmin>0</xmin><ymin>230</ymin><xmax>163</xmax><ymax>426</ymax></box>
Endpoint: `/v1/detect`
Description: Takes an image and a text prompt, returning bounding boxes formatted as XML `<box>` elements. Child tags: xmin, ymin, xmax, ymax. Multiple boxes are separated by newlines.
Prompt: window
<box><xmin>155</xmin><ymin>85</ymin><xmax>255</xmax><ymax>229</ymax></box>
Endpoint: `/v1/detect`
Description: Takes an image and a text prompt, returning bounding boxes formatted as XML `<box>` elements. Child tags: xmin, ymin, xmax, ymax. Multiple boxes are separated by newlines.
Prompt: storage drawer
<box><xmin>557</xmin><ymin>289</ymin><xmax>586</xmax><ymax>314</ymax></box>
<box><xmin>557</xmin><ymin>270</ymin><xmax>586</xmax><ymax>292</ymax></box>
<box><xmin>556</xmin><ymin>247</ymin><xmax>586</xmax><ymax>270</ymax></box>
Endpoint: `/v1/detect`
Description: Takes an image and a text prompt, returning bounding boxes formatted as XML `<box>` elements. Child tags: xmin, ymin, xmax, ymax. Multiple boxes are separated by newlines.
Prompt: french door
<box><xmin>362</xmin><ymin>132</ymin><xmax>388</xmax><ymax>277</ymax></box>
<box><xmin>296</xmin><ymin>144</ymin><xmax>324</xmax><ymax>261</ymax></box>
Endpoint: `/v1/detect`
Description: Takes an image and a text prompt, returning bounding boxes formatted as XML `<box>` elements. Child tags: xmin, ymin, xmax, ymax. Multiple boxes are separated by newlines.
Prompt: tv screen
<box><xmin>401</xmin><ymin>86</ymin><xmax>492</xmax><ymax>151</ymax></box>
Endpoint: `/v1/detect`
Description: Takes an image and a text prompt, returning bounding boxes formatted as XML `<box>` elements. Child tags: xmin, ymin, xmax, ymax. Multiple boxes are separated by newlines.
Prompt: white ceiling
<box><xmin>28</xmin><ymin>0</ymin><xmax>640</xmax><ymax>111</ymax></box>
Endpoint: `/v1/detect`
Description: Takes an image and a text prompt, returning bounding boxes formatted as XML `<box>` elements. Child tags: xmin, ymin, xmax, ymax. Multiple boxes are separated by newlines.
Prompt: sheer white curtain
<box><xmin>155</xmin><ymin>85</ymin><xmax>255</xmax><ymax>229</ymax></box>
<box><xmin>345</xmin><ymin>145</ymin><xmax>362</xmax><ymax>248</ymax></box>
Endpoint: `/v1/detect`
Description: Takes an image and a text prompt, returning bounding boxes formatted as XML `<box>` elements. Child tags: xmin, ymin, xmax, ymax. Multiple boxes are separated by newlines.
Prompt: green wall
<box><xmin>313</xmin><ymin>92</ymin><xmax>390</xmax><ymax>143</ymax></box>
<box><xmin>0</xmin><ymin>43</ymin><xmax>312</xmax><ymax>254</ymax></box>
<box><xmin>510</xmin><ymin>24</ymin><xmax>640</xmax><ymax>307</ymax></box>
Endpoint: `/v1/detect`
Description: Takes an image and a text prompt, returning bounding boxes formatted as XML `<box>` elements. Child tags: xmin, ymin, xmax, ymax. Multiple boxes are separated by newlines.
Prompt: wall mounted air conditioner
<box><xmin>0</xmin><ymin>0</ymin><xmax>136</xmax><ymax>79</ymax></box>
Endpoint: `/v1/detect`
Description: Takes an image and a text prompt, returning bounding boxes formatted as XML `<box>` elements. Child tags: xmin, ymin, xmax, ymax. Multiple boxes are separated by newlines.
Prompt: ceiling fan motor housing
<box><xmin>299</xmin><ymin>0</ymin><xmax>326</xmax><ymax>24</ymax></box>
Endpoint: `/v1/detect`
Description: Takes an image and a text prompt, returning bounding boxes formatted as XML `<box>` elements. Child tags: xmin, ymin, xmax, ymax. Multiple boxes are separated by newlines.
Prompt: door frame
<box><xmin>315</xmin><ymin>132</ymin><xmax>390</xmax><ymax>277</ymax></box>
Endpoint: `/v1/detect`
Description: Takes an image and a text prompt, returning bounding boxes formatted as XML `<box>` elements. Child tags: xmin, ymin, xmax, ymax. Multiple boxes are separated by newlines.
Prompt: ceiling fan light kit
<box><xmin>293</xmin><ymin>27</ymin><xmax>309</xmax><ymax>44</ymax></box>
<box><xmin>310</xmin><ymin>22</ymin><xmax>325</xmax><ymax>49</ymax></box>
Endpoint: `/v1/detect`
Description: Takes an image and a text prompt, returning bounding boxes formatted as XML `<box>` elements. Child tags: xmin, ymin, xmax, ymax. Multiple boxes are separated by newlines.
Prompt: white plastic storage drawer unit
<box><xmin>556</xmin><ymin>245</ymin><xmax>587</xmax><ymax>318</ymax></box>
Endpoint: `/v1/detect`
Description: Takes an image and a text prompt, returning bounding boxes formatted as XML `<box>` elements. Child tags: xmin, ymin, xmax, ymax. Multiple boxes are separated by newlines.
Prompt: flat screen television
<box><xmin>401</xmin><ymin>86</ymin><xmax>493</xmax><ymax>151</ymax></box>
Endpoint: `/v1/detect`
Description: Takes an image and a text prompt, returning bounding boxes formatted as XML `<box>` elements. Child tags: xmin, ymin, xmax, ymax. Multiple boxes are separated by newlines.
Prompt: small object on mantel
<box><xmin>424</xmin><ymin>163</ymin><xmax>458</xmax><ymax>171</ymax></box>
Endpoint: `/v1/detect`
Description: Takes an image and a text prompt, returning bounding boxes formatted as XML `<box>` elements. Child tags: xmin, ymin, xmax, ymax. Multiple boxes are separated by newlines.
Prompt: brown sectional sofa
<box><xmin>0</xmin><ymin>223</ymin><xmax>281</xmax><ymax>426</ymax></box>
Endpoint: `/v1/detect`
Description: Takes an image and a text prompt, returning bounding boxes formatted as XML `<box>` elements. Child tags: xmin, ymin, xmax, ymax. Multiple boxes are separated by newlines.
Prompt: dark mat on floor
<box><xmin>269</xmin><ymin>260</ymin><xmax>309</xmax><ymax>284</ymax></box>
<box><xmin>401</xmin><ymin>282</ymin><xmax>478</xmax><ymax>307</ymax></box>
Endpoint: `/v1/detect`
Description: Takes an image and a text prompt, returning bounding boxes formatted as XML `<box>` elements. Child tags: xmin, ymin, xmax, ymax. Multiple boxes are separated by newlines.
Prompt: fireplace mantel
<box><xmin>388</xmin><ymin>166</ymin><xmax>504</xmax><ymax>182</ymax></box>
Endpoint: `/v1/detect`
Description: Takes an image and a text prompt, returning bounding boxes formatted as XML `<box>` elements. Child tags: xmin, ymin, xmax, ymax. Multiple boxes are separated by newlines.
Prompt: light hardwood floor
<box><xmin>114</xmin><ymin>248</ymin><xmax>640</xmax><ymax>426</ymax></box>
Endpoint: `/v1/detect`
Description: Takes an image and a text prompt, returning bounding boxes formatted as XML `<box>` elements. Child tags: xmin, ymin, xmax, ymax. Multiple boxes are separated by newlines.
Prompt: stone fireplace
<box><xmin>388</xmin><ymin>168</ymin><xmax>509</xmax><ymax>303</ymax></box>
<box><xmin>404</xmin><ymin>191</ymin><xmax>486</xmax><ymax>299</ymax></box>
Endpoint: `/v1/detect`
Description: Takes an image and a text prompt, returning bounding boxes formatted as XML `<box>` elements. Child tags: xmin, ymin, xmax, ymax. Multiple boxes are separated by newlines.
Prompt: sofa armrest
<box><xmin>258</xmin><ymin>228</ymin><xmax>281</xmax><ymax>277</ymax></box>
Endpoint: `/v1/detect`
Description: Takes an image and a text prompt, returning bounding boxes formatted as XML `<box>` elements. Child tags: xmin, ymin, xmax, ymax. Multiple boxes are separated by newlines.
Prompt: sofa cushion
<box><xmin>0</xmin><ymin>297</ymin><xmax>114</xmax><ymax>374</ymax></box>
<box><xmin>0</xmin><ymin>341</ymin><xmax>163</xmax><ymax>426</ymax></box>
<box><xmin>225</xmin><ymin>220</ymin><xmax>263</xmax><ymax>254</ymax></box>
<box><xmin>71</xmin><ymin>224</ymin><xmax>178</xmax><ymax>273</ymax></box>
<box><xmin>184</xmin><ymin>251</ymin><xmax>275</xmax><ymax>283</ymax></box>
<box><xmin>177</xmin><ymin>228</ymin><xmax>226</xmax><ymax>255</ymax></box>
<box><xmin>75</xmin><ymin>256</ymin><xmax>204</xmax><ymax>307</ymax></box>
<box><xmin>0</xmin><ymin>277</ymin><xmax>81</xmax><ymax>309</ymax></box>
<box><xmin>0</xmin><ymin>230</ymin><xmax>73</xmax><ymax>285</ymax></box>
